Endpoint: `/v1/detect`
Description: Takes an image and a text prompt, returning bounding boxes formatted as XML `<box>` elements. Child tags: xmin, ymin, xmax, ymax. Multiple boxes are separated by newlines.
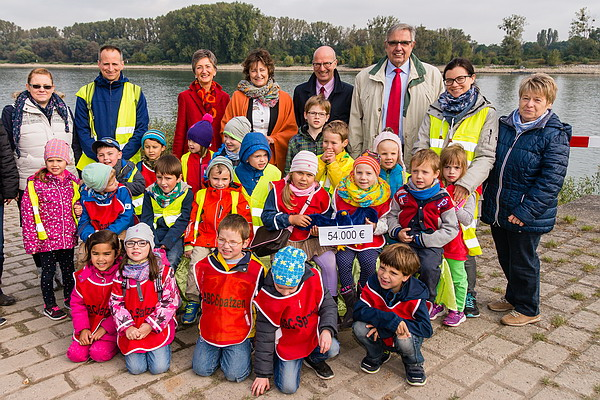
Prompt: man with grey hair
<box><xmin>348</xmin><ymin>24</ymin><xmax>443</xmax><ymax>165</ymax></box>
<box><xmin>293</xmin><ymin>46</ymin><xmax>354</xmax><ymax>127</ymax></box>
<box><xmin>74</xmin><ymin>45</ymin><xmax>149</xmax><ymax>169</ymax></box>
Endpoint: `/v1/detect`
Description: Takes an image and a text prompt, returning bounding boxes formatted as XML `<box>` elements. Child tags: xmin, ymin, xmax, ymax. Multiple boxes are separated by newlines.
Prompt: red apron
<box><xmin>72</xmin><ymin>269</ymin><xmax>113</xmax><ymax>343</ymax></box>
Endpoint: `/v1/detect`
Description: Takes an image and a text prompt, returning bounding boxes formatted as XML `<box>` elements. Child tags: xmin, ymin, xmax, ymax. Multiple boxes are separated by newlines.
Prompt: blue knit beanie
<box><xmin>272</xmin><ymin>246</ymin><xmax>307</xmax><ymax>287</ymax></box>
<box><xmin>239</xmin><ymin>132</ymin><xmax>271</xmax><ymax>164</ymax></box>
<box><xmin>142</xmin><ymin>129</ymin><xmax>167</xmax><ymax>147</ymax></box>
<box><xmin>187</xmin><ymin>114</ymin><xmax>214</xmax><ymax>148</ymax></box>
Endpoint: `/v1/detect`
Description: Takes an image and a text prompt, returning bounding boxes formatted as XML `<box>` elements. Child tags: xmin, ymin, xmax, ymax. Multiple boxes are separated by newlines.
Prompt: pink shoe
<box><xmin>429</xmin><ymin>304</ymin><xmax>445</xmax><ymax>320</ymax></box>
<box><xmin>443</xmin><ymin>310</ymin><xmax>466</xmax><ymax>327</ymax></box>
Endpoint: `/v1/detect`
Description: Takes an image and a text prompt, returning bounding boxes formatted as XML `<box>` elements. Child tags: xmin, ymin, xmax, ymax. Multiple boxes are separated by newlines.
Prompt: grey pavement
<box><xmin>1</xmin><ymin>196</ymin><xmax>599</xmax><ymax>399</ymax></box>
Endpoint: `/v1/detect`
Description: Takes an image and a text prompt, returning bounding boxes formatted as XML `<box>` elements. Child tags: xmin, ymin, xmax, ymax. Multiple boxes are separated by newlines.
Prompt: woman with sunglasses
<box><xmin>413</xmin><ymin>58</ymin><xmax>498</xmax><ymax>319</ymax></box>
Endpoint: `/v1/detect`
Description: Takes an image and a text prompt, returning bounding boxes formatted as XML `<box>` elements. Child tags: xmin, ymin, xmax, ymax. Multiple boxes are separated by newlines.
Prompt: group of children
<box><xmin>16</xmin><ymin>93</ymin><xmax>482</xmax><ymax>393</ymax></box>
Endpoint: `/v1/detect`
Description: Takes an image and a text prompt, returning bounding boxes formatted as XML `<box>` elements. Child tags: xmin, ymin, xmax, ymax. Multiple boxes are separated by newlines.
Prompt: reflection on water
<box><xmin>1</xmin><ymin>67</ymin><xmax>598</xmax><ymax>178</ymax></box>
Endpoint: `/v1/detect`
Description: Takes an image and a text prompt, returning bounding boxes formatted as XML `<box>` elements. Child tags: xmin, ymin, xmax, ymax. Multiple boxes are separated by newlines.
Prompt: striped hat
<box><xmin>44</xmin><ymin>138</ymin><xmax>71</xmax><ymax>163</ymax></box>
<box><xmin>290</xmin><ymin>150</ymin><xmax>318</xmax><ymax>176</ymax></box>
<box><xmin>142</xmin><ymin>129</ymin><xmax>167</xmax><ymax>147</ymax></box>
<box><xmin>354</xmin><ymin>150</ymin><xmax>381</xmax><ymax>175</ymax></box>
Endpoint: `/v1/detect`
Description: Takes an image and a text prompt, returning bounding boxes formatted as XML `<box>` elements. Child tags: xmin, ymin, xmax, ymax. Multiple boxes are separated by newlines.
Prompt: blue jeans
<box><xmin>353</xmin><ymin>321</ymin><xmax>424</xmax><ymax>366</ymax></box>
<box><xmin>165</xmin><ymin>239</ymin><xmax>184</xmax><ymax>269</ymax></box>
<box><xmin>192</xmin><ymin>336</ymin><xmax>251</xmax><ymax>382</ymax></box>
<box><xmin>274</xmin><ymin>339</ymin><xmax>340</xmax><ymax>394</ymax></box>
<box><xmin>125</xmin><ymin>344</ymin><xmax>171</xmax><ymax>375</ymax></box>
<box><xmin>491</xmin><ymin>226</ymin><xmax>542</xmax><ymax>316</ymax></box>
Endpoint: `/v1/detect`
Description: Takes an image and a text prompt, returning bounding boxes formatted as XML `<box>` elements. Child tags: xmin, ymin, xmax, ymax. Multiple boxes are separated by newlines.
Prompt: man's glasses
<box><xmin>386</xmin><ymin>40</ymin><xmax>413</xmax><ymax>47</ymax></box>
<box><xmin>306</xmin><ymin>111</ymin><xmax>328</xmax><ymax>117</ymax></box>
<box><xmin>312</xmin><ymin>60</ymin><xmax>336</xmax><ymax>69</ymax></box>
<box><xmin>444</xmin><ymin>75</ymin><xmax>472</xmax><ymax>86</ymax></box>
<box><xmin>125</xmin><ymin>240</ymin><xmax>149</xmax><ymax>248</ymax></box>
<box><xmin>29</xmin><ymin>84</ymin><xmax>53</xmax><ymax>90</ymax></box>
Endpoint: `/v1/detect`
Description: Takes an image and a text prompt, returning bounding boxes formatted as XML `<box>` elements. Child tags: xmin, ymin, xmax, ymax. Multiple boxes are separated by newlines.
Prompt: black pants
<box><xmin>491</xmin><ymin>226</ymin><xmax>542</xmax><ymax>317</ymax></box>
<box><xmin>411</xmin><ymin>246</ymin><xmax>443</xmax><ymax>302</ymax></box>
<box><xmin>39</xmin><ymin>249</ymin><xmax>75</xmax><ymax>308</ymax></box>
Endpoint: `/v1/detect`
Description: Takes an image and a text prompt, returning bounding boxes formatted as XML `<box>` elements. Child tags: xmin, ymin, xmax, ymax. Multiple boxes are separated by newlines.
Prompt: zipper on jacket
<box><xmin>494</xmin><ymin>130</ymin><xmax>524</xmax><ymax>225</ymax></box>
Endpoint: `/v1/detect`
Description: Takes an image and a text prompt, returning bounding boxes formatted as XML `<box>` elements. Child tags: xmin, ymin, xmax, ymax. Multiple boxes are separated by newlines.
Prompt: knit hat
<box><xmin>239</xmin><ymin>132</ymin><xmax>271</xmax><ymax>163</ymax></box>
<box><xmin>223</xmin><ymin>117</ymin><xmax>252</xmax><ymax>143</ymax></box>
<box><xmin>82</xmin><ymin>162</ymin><xmax>114</xmax><ymax>192</ymax></box>
<box><xmin>125</xmin><ymin>223</ymin><xmax>155</xmax><ymax>249</ymax></box>
<box><xmin>354</xmin><ymin>150</ymin><xmax>381</xmax><ymax>176</ymax></box>
<box><xmin>272</xmin><ymin>246</ymin><xmax>307</xmax><ymax>287</ymax></box>
<box><xmin>207</xmin><ymin>156</ymin><xmax>234</xmax><ymax>178</ymax></box>
<box><xmin>290</xmin><ymin>150</ymin><xmax>318</xmax><ymax>176</ymax></box>
<box><xmin>92</xmin><ymin>137</ymin><xmax>121</xmax><ymax>153</ymax></box>
<box><xmin>44</xmin><ymin>138</ymin><xmax>71</xmax><ymax>163</ymax></box>
<box><xmin>372</xmin><ymin>130</ymin><xmax>405</xmax><ymax>169</ymax></box>
<box><xmin>142</xmin><ymin>129</ymin><xmax>167</xmax><ymax>147</ymax></box>
<box><xmin>187</xmin><ymin>114</ymin><xmax>214</xmax><ymax>147</ymax></box>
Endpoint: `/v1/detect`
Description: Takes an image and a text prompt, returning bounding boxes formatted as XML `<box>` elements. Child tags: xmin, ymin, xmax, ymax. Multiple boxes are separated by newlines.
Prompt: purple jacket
<box><xmin>21</xmin><ymin>170</ymin><xmax>80</xmax><ymax>254</ymax></box>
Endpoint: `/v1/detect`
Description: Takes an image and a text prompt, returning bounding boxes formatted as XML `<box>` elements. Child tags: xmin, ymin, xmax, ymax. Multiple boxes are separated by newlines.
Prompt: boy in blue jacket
<box><xmin>353</xmin><ymin>243</ymin><xmax>432</xmax><ymax>386</ymax></box>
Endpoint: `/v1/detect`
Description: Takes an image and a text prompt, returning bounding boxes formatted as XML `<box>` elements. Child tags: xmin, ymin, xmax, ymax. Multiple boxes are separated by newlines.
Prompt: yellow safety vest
<box><xmin>462</xmin><ymin>191</ymin><xmax>482</xmax><ymax>256</ymax></box>
<box><xmin>76</xmin><ymin>81</ymin><xmax>142</xmax><ymax>170</ymax></box>
<box><xmin>192</xmin><ymin>189</ymin><xmax>239</xmax><ymax>241</ymax></box>
<box><xmin>27</xmin><ymin>180</ymin><xmax>81</xmax><ymax>240</ymax></box>
<box><xmin>428</xmin><ymin>107</ymin><xmax>490</xmax><ymax>165</ymax></box>
<box><xmin>126</xmin><ymin>164</ymin><xmax>144</xmax><ymax>215</ymax></box>
<box><xmin>234</xmin><ymin>164</ymin><xmax>281</xmax><ymax>232</ymax></box>
<box><xmin>150</xmin><ymin>187</ymin><xmax>190</xmax><ymax>229</ymax></box>
<box><xmin>181</xmin><ymin>150</ymin><xmax>214</xmax><ymax>183</ymax></box>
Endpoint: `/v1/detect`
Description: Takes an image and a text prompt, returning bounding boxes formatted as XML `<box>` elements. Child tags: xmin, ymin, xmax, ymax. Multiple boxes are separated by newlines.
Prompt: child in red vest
<box><xmin>353</xmin><ymin>243</ymin><xmax>433</xmax><ymax>386</ymax></box>
<box><xmin>21</xmin><ymin>139</ymin><xmax>82</xmax><ymax>320</ymax></box>
<box><xmin>110</xmin><ymin>223</ymin><xmax>179</xmax><ymax>375</ymax></box>
<box><xmin>181</xmin><ymin>113</ymin><xmax>214</xmax><ymax>193</ymax></box>
<box><xmin>261</xmin><ymin>151</ymin><xmax>338</xmax><ymax>300</ymax></box>
<box><xmin>67</xmin><ymin>230</ymin><xmax>121</xmax><ymax>363</ymax></box>
<box><xmin>191</xmin><ymin>214</ymin><xmax>265</xmax><ymax>382</ymax></box>
<box><xmin>137</xmin><ymin>129</ymin><xmax>167</xmax><ymax>187</ymax></box>
<box><xmin>252</xmin><ymin>246</ymin><xmax>339</xmax><ymax>396</ymax></box>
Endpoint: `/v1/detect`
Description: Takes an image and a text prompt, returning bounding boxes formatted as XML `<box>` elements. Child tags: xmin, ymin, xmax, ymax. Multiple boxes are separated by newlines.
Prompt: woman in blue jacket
<box><xmin>481</xmin><ymin>73</ymin><xmax>571</xmax><ymax>327</ymax></box>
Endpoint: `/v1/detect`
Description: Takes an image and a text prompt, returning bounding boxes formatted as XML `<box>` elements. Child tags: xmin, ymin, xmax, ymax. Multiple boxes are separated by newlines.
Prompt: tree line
<box><xmin>1</xmin><ymin>3</ymin><xmax>599</xmax><ymax>67</ymax></box>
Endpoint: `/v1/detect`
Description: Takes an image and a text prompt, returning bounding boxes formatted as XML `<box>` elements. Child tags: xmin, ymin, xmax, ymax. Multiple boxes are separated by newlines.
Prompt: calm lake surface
<box><xmin>1</xmin><ymin>66</ymin><xmax>598</xmax><ymax>178</ymax></box>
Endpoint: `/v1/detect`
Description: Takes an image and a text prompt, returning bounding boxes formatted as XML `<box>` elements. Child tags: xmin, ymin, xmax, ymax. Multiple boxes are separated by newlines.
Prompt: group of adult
<box><xmin>0</xmin><ymin>23</ymin><xmax>571</xmax><ymax>327</ymax></box>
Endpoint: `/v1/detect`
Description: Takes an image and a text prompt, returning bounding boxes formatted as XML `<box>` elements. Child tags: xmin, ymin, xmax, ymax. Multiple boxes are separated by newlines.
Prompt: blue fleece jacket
<box><xmin>78</xmin><ymin>184</ymin><xmax>134</xmax><ymax>241</ymax></box>
<box><xmin>74</xmin><ymin>73</ymin><xmax>149</xmax><ymax>162</ymax></box>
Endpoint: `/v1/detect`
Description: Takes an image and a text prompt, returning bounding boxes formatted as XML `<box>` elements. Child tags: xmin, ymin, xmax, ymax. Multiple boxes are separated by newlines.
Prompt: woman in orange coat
<box><xmin>221</xmin><ymin>49</ymin><xmax>296</xmax><ymax>173</ymax></box>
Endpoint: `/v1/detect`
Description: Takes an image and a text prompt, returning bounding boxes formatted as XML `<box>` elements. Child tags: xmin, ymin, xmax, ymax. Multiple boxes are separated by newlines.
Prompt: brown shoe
<box><xmin>488</xmin><ymin>298</ymin><xmax>514</xmax><ymax>312</ymax></box>
<box><xmin>501</xmin><ymin>310</ymin><xmax>541</xmax><ymax>326</ymax></box>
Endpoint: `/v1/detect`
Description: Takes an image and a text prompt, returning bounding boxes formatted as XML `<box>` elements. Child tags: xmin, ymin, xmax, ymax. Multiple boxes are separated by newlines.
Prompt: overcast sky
<box><xmin>3</xmin><ymin>0</ymin><xmax>596</xmax><ymax>45</ymax></box>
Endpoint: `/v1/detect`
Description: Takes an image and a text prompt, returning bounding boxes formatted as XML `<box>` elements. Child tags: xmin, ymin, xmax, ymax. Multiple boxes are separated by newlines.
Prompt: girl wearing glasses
<box><xmin>110</xmin><ymin>223</ymin><xmax>180</xmax><ymax>375</ymax></box>
<box><xmin>413</xmin><ymin>58</ymin><xmax>498</xmax><ymax>319</ymax></box>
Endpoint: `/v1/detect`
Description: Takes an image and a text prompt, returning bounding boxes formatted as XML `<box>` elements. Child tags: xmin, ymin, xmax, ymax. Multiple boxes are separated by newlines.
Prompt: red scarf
<box><xmin>190</xmin><ymin>80</ymin><xmax>217</xmax><ymax>119</ymax></box>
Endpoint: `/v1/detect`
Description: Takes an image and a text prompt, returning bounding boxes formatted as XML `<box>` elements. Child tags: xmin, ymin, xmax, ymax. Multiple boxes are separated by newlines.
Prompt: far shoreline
<box><xmin>1</xmin><ymin>62</ymin><xmax>600</xmax><ymax>75</ymax></box>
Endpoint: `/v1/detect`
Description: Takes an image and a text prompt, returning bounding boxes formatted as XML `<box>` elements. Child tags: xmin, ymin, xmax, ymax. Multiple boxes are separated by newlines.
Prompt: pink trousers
<box><xmin>67</xmin><ymin>338</ymin><xmax>118</xmax><ymax>363</ymax></box>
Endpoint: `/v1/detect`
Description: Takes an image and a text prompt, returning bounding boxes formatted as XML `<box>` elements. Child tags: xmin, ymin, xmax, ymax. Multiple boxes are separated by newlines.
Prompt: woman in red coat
<box><xmin>173</xmin><ymin>49</ymin><xmax>230</xmax><ymax>157</ymax></box>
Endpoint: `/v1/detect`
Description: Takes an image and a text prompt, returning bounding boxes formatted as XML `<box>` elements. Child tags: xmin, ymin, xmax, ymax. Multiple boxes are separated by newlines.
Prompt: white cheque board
<box><xmin>318</xmin><ymin>225</ymin><xmax>373</xmax><ymax>246</ymax></box>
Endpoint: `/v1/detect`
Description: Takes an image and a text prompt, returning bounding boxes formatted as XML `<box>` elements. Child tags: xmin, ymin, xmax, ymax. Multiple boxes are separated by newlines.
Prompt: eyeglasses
<box><xmin>125</xmin><ymin>240</ymin><xmax>149</xmax><ymax>248</ymax></box>
<box><xmin>306</xmin><ymin>111</ymin><xmax>328</xmax><ymax>117</ymax></box>
<box><xmin>29</xmin><ymin>84</ymin><xmax>53</xmax><ymax>90</ymax></box>
<box><xmin>312</xmin><ymin>60</ymin><xmax>336</xmax><ymax>69</ymax></box>
<box><xmin>444</xmin><ymin>75</ymin><xmax>472</xmax><ymax>86</ymax></box>
<box><xmin>217</xmin><ymin>238</ymin><xmax>243</xmax><ymax>247</ymax></box>
<box><xmin>386</xmin><ymin>40</ymin><xmax>413</xmax><ymax>47</ymax></box>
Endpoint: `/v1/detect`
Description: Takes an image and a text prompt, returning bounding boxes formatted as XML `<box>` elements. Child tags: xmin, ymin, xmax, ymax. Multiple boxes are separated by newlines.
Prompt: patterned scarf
<box><xmin>141</xmin><ymin>153</ymin><xmax>157</xmax><ymax>171</ymax></box>
<box><xmin>512</xmin><ymin>109</ymin><xmax>550</xmax><ymax>134</ymax></box>
<box><xmin>237</xmin><ymin>78</ymin><xmax>280</xmax><ymax>107</ymax></box>
<box><xmin>83</xmin><ymin>184</ymin><xmax>115</xmax><ymax>202</ymax></box>
<box><xmin>12</xmin><ymin>91</ymin><xmax>70</xmax><ymax>157</ymax></box>
<box><xmin>190</xmin><ymin>80</ymin><xmax>217</xmax><ymax>119</ymax></box>
<box><xmin>122</xmin><ymin>259</ymin><xmax>150</xmax><ymax>282</ymax></box>
<box><xmin>337</xmin><ymin>173</ymin><xmax>391</xmax><ymax>207</ymax></box>
<box><xmin>225</xmin><ymin>147</ymin><xmax>240</xmax><ymax>162</ymax></box>
<box><xmin>438</xmin><ymin>87</ymin><xmax>478</xmax><ymax>123</ymax></box>
<box><xmin>148</xmin><ymin>181</ymin><xmax>187</xmax><ymax>208</ymax></box>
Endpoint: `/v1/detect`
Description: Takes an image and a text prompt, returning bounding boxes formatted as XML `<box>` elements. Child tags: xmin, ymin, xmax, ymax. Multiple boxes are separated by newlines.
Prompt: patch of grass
<box><xmin>569</xmin><ymin>292</ymin><xmax>586</xmax><ymax>301</ymax></box>
<box><xmin>582</xmin><ymin>264</ymin><xmax>598</xmax><ymax>273</ymax></box>
<box><xmin>594</xmin><ymin>384</ymin><xmax>600</xmax><ymax>394</ymax></box>
<box><xmin>561</xmin><ymin>215</ymin><xmax>577</xmax><ymax>224</ymax></box>
<box><xmin>542</xmin><ymin>240</ymin><xmax>559</xmax><ymax>249</ymax></box>
<box><xmin>532</xmin><ymin>333</ymin><xmax>547</xmax><ymax>342</ymax></box>
<box><xmin>541</xmin><ymin>255</ymin><xmax>553</xmax><ymax>263</ymax></box>
<box><xmin>558</xmin><ymin>166</ymin><xmax>600</xmax><ymax>205</ymax></box>
<box><xmin>491</xmin><ymin>287</ymin><xmax>504</xmax><ymax>294</ymax></box>
<box><xmin>568</xmin><ymin>248</ymin><xmax>584</xmax><ymax>256</ymax></box>
<box><xmin>490</xmin><ymin>271</ymin><xmax>502</xmax><ymax>278</ymax></box>
<box><xmin>551</xmin><ymin>315</ymin><xmax>567</xmax><ymax>328</ymax></box>
<box><xmin>581</xmin><ymin>225</ymin><xmax>595</xmax><ymax>232</ymax></box>
<box><xmin>591</xmin><ymin>237</ymin><xmax>600</xmax><ymax>244</ymax></box>
<box><xmin>480</xmin><ymin>228</ymin><xmax>491</xmax><ymax>235</ymax></box>
<box><xmin>476</xmin><ymin>271</ymin><xmax>484</xmax><ymax>279</ymax></box>
<box><xmin>556</xmin><ymin>258</ymin><xmax>569</xmax><ymax>264</ymax></box>
<box><xmin>540</xmin><ymin>377</ymin><xmax>559</xmax><ymax>387</ymax></box>
<box><xmin>448</xmin><ymin>395</ymin><xmax>460</xmax><ymax>400</ymax></box>
<box><xmin>568</xmin><ymin>277</ymin><xmax>579</xmax><ymax>283</ymax></box>
<box><xmin>594</xmin><ymin>289</ymin><xmax>600</xmax><ymax>298</ymax></box>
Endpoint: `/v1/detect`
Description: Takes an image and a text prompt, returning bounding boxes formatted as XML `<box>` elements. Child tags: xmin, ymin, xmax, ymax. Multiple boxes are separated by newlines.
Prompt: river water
<box><xmin>1</xmin><ymin>67</ymin><xmax>598</xmax><ymax>178</ymax></box>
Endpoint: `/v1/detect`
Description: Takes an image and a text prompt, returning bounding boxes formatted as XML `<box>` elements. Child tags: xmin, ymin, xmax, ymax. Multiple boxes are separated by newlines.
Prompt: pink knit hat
<box><xmin>354</xmin><ymin>150</ymin><xmax>381</xmax><ymax>176</ymax></box>
<box><xmin>290</xmin><ymin>150</ymin><xmax>318</xmax><ymax>176</ymax></box>
<box><xmin>44</xmin><ymin>139</ymin><xmax>71</xmax><ymax>163</ymax></box>
<box><xmin>372</xmin><ymin>130</ymin><xmax>405</xmax><ymax>169</ymax></box>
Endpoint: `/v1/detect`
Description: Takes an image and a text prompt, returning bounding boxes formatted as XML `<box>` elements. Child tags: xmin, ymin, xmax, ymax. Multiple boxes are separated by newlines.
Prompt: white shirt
<box><xmin>252</xmin><ymin>99</ymin><xmax>270</xmax><ymax>136</ymax></box>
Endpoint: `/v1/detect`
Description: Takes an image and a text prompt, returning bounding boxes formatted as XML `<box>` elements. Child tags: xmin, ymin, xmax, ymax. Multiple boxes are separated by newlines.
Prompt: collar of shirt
<box><xmin>316</xmin><ymin>76</ymin><xmax>335</xmax><ymax>99</ymax></box>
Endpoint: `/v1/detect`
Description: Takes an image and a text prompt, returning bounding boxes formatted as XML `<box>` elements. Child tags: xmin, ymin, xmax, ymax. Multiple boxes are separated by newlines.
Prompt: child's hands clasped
<box><xmin>79</xmin><ymin>329</ymin><xmax>93</xmax><ymax>345</ymax></box>
<box><xmin>125</xmin><ymin>323</ymin><xmax>152</xmax><ymax>340</ymax></box>
<box><xmin>321</xmin><ymin>149</ymin><xmax>336</xmax><ymax>164</ymax></box>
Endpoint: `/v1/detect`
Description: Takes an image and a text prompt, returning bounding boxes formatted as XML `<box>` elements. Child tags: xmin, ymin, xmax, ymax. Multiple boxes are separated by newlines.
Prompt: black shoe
<box><xmin>43</xmin><ymin>305</ymin><xmax>67</xmax><ymax>320</ymax></box>
<box><xmin>404</xmin><ymin>363</ymin><xmax>427</xmax><ymax>386</ymax></box>
<box><xmin>0</xmin><ymin>317</ymin><xmax>6</xmax><ymax>326</ymax></box>
<box><xmin>304</xmin><ymin>358</ymin><xmax>334</xmax><ymax>380</ymax></box>
<box><xmin>360</xmin><ymin>351</ymin><xmax>391</xmax><ymax>374</ymax></box>
<box><xmin>64</xmin><ymin>300</ymin><xmax>71</xmax><ymax>311</ymax></box>
<box><xmin>0</xmin><ymin>293</ymin><xmax>16</xmax><ymax>306</ymax></box>
<box><xmin>464</xmin><ymin>293</ymin><xmax>480</xmax><ymax>318</ymax></box>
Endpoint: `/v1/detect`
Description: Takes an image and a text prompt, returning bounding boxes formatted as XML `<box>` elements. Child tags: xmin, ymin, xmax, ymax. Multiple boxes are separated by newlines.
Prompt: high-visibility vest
<box><xmin>150</xmin><ymin>187</ymin><xmax>190</xmax><ymax>228</ymax></box>
<box><xmin>234</xmin><ymin>164</ymin><xmax>281</xmax><ymax>232</ymax></box>
<box><xmin>27</xmin><ymin>180</ymin><xmax>80</xmax><ymax>240</ymax></box>
<box><xmin>76</xmin><ymin>82</ymin><xmax>142</xmax><ymax>170</ymax></box>
<box><xmin>428</xmin><ymin>107</ymin><xmax>490</xmax><ymax>165</ymax></box>
<box><xmin>191</xmin><ymin>189</ymin><xmax>239</xmax><ymax>241</ymax></box>
<box><xmin>126</xmin><ymin>164</ymin><xmax>144</xmax><ymax>215</ymax></box>
<box><xmin>463</xmin><ymin>191</ymin><xmax>482</xmax><ymax>256</ymax></box>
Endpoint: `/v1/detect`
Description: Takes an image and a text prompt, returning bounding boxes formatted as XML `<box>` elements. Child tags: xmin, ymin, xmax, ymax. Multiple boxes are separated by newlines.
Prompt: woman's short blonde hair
<box><xmin>519</xmin><ymin>73</ymin><xmax>557</xmax><ymax>104</ymax></box>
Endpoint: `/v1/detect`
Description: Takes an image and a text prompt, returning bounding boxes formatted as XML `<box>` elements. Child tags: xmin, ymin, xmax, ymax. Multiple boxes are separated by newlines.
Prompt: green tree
<box><xmin>537</xmin><ymin>29</ymin><xmax>558</xmax><ymax>47</ymax></box>
<box><xmin>498</xmin><ymin>15</ymin><xmax>526</xmax><ymax>64</ymax></box>
<box><xmin>367</xmin><ymin>16</ymin><xmax>400</xmax><ymax>59</ymax></box>
<box><xmin>569</xmin><ymin>7</ymin><xmax>595</xmax><ymax>39</ymax></box>
<box><xmin>546</xmin><ymin>49</ymin><xmax>561</xmax><ymax>66</ymax></box>
<box><xmin>9</xmin><ymin>47</ymin><xmax>37</xmax><ymax>63</ymax></box>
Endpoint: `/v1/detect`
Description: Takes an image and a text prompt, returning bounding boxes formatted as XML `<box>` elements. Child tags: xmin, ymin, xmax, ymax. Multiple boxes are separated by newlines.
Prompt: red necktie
<box><xmin>319</xmin><ymin>86</ymin><xmax>326</xmax><ymax>97</ymax></box>
<box><xmin>385</xmin><ymin>68</ymin><xmax>402</xmax><ymax>135</ymax></box>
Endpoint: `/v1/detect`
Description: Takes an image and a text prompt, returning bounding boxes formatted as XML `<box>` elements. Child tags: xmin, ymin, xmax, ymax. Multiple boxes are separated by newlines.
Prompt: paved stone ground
<box><xmin>1</xmin><ymin>196</ymin><xmax>599</xmax><ymax>400</ymax></box>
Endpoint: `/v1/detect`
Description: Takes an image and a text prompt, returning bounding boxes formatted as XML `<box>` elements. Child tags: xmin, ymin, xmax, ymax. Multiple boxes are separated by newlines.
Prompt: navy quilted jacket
<box><xmin>481</xmin><ymin>111</ymin><xmax>571</xmax><ymax>233</ymax></box>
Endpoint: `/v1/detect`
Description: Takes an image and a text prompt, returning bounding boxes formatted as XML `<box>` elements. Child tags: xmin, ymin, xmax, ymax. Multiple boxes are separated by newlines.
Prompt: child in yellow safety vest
<box><xmin>20</xmin><ymin>139</ymin><xmax>82</xmax><ymax>321</ymax></box>
<box><xmin>316</xmin><ymin>120</ymin><xmax>354</xmax><ymax>195</ymax></box>
<box><xmin>140</xmin><ymin>155</ymin><xmax>193</xmax><ymax>269</ymax></box>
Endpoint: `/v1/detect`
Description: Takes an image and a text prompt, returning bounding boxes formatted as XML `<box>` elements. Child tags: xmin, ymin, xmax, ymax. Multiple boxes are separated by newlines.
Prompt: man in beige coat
<box><xmin>348</xmin><ymin>23</ymin><xmax>443</xmax><ymax>165</ymax></box>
